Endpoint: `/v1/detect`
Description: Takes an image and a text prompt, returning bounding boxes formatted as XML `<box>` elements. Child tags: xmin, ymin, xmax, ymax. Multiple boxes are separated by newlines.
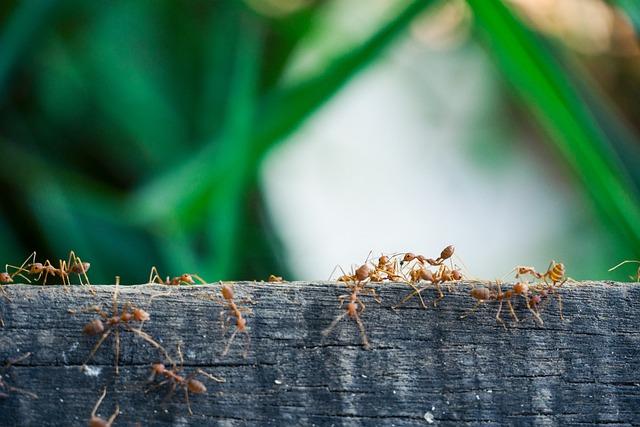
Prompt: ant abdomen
<box><xmin>83</xmin><ymin>319</ymin><xmax>105</xmax><ymax>336</ymax></box>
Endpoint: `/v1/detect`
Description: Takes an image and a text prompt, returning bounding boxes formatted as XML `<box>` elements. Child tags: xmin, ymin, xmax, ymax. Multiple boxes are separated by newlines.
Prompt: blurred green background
<box><xmin>0</xmin><ymin>0</ymin><xmax>639</xmax><ymax>284</ymax></box>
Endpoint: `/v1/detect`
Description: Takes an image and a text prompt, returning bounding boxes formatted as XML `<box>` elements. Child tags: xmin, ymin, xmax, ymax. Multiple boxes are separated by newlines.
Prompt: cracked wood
<box><xmin>0</xmin><ymin>281</ymin><xmax>639</xmax><ymax>426</ymax></box>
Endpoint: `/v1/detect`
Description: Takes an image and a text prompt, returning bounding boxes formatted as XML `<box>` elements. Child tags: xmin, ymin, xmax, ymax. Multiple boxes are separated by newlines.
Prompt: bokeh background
<box><xmin>1</xmin><ymin>0</ymin><xmax>639</xmax><ymax>284</ymax></box>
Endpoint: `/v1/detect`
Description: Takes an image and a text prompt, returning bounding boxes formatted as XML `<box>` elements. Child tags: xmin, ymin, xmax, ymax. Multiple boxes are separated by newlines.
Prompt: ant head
<box><xmin>221</xmin><ymin>285</ymin><xmax>234</xmax><ymax>301</ymax></box>
<box><xmin>530</xmin><ymin>295</ymin><xmax>542</xmax><ymax>305</ymax></box>
<box><xmin>187</xmin><ymin>379</ymin><xmax>207</xmax><ymax>394</ymax></box>
<box><xmin>378</xmin><ymin>255</ymin><xmax>389</xmax><ymax>265</ymax></box>
<box><xmin>440</xmin><ymin>245</ymin><xmax>455</xmax><ymax>260</ymax></box>
<box><xmin>401</xmin><ymin>253</ymin><xmax>415</xmax><ymax>264</ymax></box>
<box><xmin>470</xmin><ymin>287</ymin><xmax>491</xmax><ymax>301</ymax></box>
<box><xmin>451</xmin><ymin>270</ymin><xmax>462</xmax><ymax>280</ymax></box>
<box><xmin>355</xmin><ymin>264</ymin><xmax>370</xmax><ymax>281</ymax></box>
<box><xmin>83</xmin><ymin>319</ymin><xmax>105</xmax><ymax>336</ymax></box>
<box><xmin>0</xmin><ymin>272</ymin><xmax>12</xmax><ymax>283</ymax></box>
<box><xmin>180</xmin><ymin>274</ymin><xmax>194</xmax><ymax>284</ymax></box>
<box><xmin>133</xmin><ymin>308</ymin><xmax>150</xmax><ymax>322</ymax></box>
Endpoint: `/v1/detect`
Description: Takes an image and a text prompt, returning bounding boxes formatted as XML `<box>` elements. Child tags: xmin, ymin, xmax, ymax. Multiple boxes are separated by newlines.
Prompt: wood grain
<box><xmin>0</xmin><ymin>281</ymin><xmax>639</xmax><ymax>426</ymax></box>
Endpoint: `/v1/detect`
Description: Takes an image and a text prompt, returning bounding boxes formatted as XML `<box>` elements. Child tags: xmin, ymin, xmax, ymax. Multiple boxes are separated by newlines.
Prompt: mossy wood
<box><xmin>0</xmin><ymin>282</ymin><xmax>639</xmax><ymax>426</ymax></box>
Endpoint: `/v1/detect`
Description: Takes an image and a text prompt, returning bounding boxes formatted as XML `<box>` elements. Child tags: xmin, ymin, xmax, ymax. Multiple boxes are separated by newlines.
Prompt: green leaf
<box><xmin>0</xmin><ymin>0</ymin><xmax>57</xmax><ymax>103</ymax></box>
<box><xmin>466</xmin><ymin>0</ymin><xmax>640</xmax><ymax>255</ymax></box>
<box><xmin>128</xmin><ymin>0</ymin><xmax>434</xmax><ymax>224</ymax></box>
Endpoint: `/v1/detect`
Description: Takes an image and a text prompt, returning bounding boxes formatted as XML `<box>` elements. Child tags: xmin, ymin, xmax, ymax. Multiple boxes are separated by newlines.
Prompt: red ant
<box><xmin>88</xmin><ymin>388</ymin><xmax>119</xmax><ymax>427</ymax></box>
<box><xmin>0</xmin><ymin>352</ymin><xmax>38</xmax><ymax>400</ymax></box>
<box><xmin>78</xmin><ymin>276</ymin><xmax>171</xmax><ymax>373</ymax></box>
<box><xmin>515</xmin><ymin>261</ymin><xmax>567</xmax><ymax>320</ymax></box>
<box><xmin>460</xmin><ymin>282</ymin><xmax>515</xmax><ymax>328</ymax></box>
<box><xmin>393</xmin><ymin>263</ymin><xmax>462</xmax><ymax>309</ymax></box>
<box><xmin>219</xmin><ymin>284</ymin><xmax>251</xmax><ymax>357</ymax></box>
<box><xmin>6</xmin><ymin>251</ymin><xmax>91</xmax><ymax>286</ymax></box>
<box><xmin>267</xmin><ymin>274</ymin><xmax>284</xmax><ymax>283</ymax></box>
<box><xmin>148</xmin><ymin>266</ymin><xmax>207</xmax><ymax>286</ymax></box>
<box><xmin>322</xmin><ymin>283</ymin><xmax>375</xmax><ymax>350</ymax></box>
<box><xmin>147</xmin><ymin>344</ymin><xmax>224</xmax><ymax>415</ymax></box>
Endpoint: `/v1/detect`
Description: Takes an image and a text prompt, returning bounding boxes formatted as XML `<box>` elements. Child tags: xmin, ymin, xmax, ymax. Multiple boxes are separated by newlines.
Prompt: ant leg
<box><xmin>145</xmin><ymin>379</ymin><xmax>170</xmax><ymax>394</ymax></box>
<box><xmin>556</xmin><ymin>292</ymin><xmax>564</xmax><ymax>320</ymax></box>
<box><xmin>242</xmin><ymin>331</ymin><xmax>251</xmax><ymax>359</ymax></box>
<box><xmin>460</xmin><ymin>301</ymin><xmax>483</xmax><ymax>319</ymax></box>
<box><xmin>5</xmin><ymin>265</ymin><xmax>30</xmax><ymax>283</ymax></box>
<box><xmin>321</xmin><ymin>312</ymin><xmax>347</xmax><ymax>338</ymax></box>
<box><xmin>107</xmin><ymin>405</ymin><xmax>119</xmax><ymax>425</ymax></box>
<box><xmin>185</xmin><ymin>388</ymin><xmax>192</xmax><ymax>416</ymax></box>
<box><xmin>222</xmin><ymin>329</ymin><xmax>239</xmax><ymax>357</ymax></box>
<box><xmin>392</xmin><ymin>285</ymin><xmax>428</xmax><ymax>309</ymax></box>
<box><xmin>507</xmin><ymin>299</ymin><xmax>519</xmax><ymax>322</ymax></box>
<box><xmin>115</xmin><ymin>329</ymin><xmax>120</xmax><ymax>375</ymax></box>
<box><xmin>91</xmin><ymin>388</ymin><xmax>107</xmax><ymax>418</ymax></box>
<box><xmin>197</xmin><ymin>369</ymin><xmax>225</xmax><ymax>383</ymax></box>
<box><xmin>7</xmin><ymin>251</ymin><xmax>36</xmax><ymax>281</ymax></box>
<box><xmin>354</xmin><ymin>313</ymin><xmax>371</xmax><ymax>350</ymax></box>
<box><xmin>128</xmin><ymin>327</ymin><xmax>173</xmax><ymax>366</ymax></box>
<box><xmin>148</xmin><ymin>267</ymin><xmax>163</xmax><ymax>284</ymax></box>
<box><xmin>76</xmin><ymin>255</ymin><xmax>91</xmax><ymax>286</ymax></box>
<box><xmin>6</xmin><ymin>384</ymin><xmax>38</xmax><ymax>399</ymax></box>
<box><xmin>191</xmin><ymin>274</ymin><xmax>207</xmax><ymax>285</ymax></box>
<box><xmin>433</xmin><ymin>282</ymin><xmax>445</xmax><ymax>307</ymax></box>
<box><xmin>83</xmin><ymin>329</ymin><xmax>113</xmax><ymax>368</ymax></box>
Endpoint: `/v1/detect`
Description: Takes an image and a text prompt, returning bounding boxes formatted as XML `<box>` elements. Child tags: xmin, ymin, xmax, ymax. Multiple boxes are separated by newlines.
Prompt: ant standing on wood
<box><xmin>516</xmin><ymin>261</ymin><xmax>567</xmax><ymax>320</ymax></box>
<box><xmin>76</xmin><ymin>276</ymin><xmax>171</xmax><ymax>374</ymax></box>
<box><xmin>147</xmin><ymin>344</ymin><xmax>225</xmax><ymax>415</ymax></box>
<box><xmin>393</xmin><ymin>245</ymin><xmax>462</xmax><ymax>309</ymax></box>
<box><xmin>0</xmin><ymin>352</ymin><xmax>38</xmax><ymax>400</ymax></box>
<box><xmin>148</xmin><ymin>266</ymin><xmax>207</xmax><ymax>286</ymax></box>
<box><xmin>219</xmin><ymin>284</ymin><xmax>251</xmax><ymax>357</ymax></box>
<box><xmin>322</xmin><ymin>281</ymin><xmax>379</xmax><ymax>350</ymax></box>
<box><xmin>88</xmin><ymin>388</ymin><xmax>119</xmax><ymax>427</ymax></box>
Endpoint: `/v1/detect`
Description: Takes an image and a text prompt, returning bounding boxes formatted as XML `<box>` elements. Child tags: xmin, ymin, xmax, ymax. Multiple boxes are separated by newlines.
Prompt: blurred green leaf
<box><xmin>0</xmin><ymin>0</ymin><xmax>56</xmax><ymax>103</ymax></box>
<box><xmin>128</xmin><ymin>0</ymin><xmax>433</xmax><ymax>225</ymax></box>
<box><xmin>467</xmin><ymin>0</ymin><xmax>640</xmax><ymax>255</ymax></box>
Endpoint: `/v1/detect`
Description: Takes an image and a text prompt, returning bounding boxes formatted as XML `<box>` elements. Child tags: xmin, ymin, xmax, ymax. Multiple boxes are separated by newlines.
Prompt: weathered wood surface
<box><xmin>0</xmin><ymin>281</ymin><xmax>639</xmax><ymax>426</ymax></box>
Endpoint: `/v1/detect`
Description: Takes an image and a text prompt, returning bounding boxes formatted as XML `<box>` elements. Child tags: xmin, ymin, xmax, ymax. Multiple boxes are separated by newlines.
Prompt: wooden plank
<box><xmin>0</xmin><ymin>281</ymin><xmax>639</xmax><ymax>426</ymax></box>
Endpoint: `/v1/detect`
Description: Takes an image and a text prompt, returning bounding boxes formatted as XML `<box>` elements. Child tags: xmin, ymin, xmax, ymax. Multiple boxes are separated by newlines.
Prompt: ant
<box><xmin>268</xmin><ymin>275</ymin><xmax>284</xmax><ymax>283</ymax></box>
<box><xmin>219</xmin><ymin>284</ymin><xmax>251</xmax><ymax>357</ymax></box>
<box><xmin>322</xmin><ymin>282</ymin><xmax>376</xmax><ymax>350</ymax></box>
<box><xmin>78</xmin><ymin>276</ymin><xmax>171</xmax><ymax>373</ymax></box>
<box><xmin>6</xmin><ymin>252</ymin><xmax>66</xmax><ymax>285</ymax></box>
<box><xmin>393</xmin><ymin>264</ymin><xmax>462</xmax><ymax>309</ymax></box>
<box><xmin>515</xmin><ymin>261</ymin><xmax>567</xmax><ymax>320</ymax></box>
<box><xmin>88</xmin><ymin>388</ymin><xmax>119</xmax><ymax>427</ymax></box>
<box><xmin>609</xmin><ymin>260</ymin><xmax>640</xmax><ymax>282</ymax></box>
<box><xmin>6</xmin><ymin>251</ymin><xmax>91</xmax><ymax>286</ymax></box>
<box><xmin>147</xmin><ymin>344</ymin><xmax>224</xmax><ymax>415</ymax></box>
<box><xmin>460</xmin><ymin>282</ymin><xmax>517</xmax><ymax>328</ymax></box>
<box><xmin>0</xmin><ymin>352</ymin><xmax>38</xmax><ymax>400</ymax></box>
<box><xmin>148</xmin><ymin>266</ymin><xmax>207</xmax><ymax>286</ymax></box>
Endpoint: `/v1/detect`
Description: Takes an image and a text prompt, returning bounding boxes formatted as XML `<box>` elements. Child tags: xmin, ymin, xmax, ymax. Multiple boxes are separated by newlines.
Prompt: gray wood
<box><xmin>0</xmin><ymin>281</ymin><xmax>639</xmax><ymax>426</ymax></box>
